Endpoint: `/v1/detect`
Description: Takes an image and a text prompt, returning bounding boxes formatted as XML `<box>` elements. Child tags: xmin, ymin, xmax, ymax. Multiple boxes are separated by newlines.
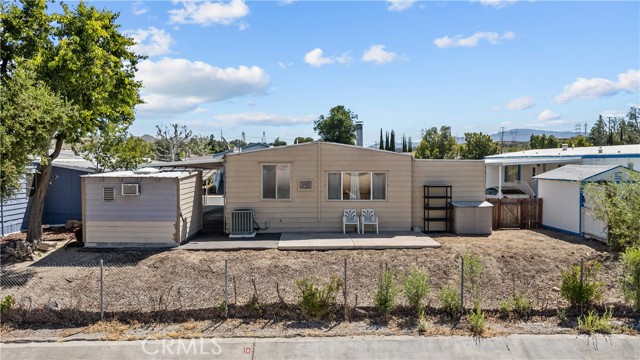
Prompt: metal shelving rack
<box><xmin>423</xmin><ymin>185</ymin><xmax>452</xmax><ymax>233</ymax></box>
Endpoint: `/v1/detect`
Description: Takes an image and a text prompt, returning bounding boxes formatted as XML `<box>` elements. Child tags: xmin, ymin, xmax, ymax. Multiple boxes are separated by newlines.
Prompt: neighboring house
<box><xmin>485</xmin><ymin>144</ymin><xmax>640</xmax><ymax>196</ymax></box>
<box><xmin>534</xmin><ymin>164</ymin><xmax>637</xmax><ymax>240</ymax></box>
<box><xmin>1</xmin><ymin>151</ymin><xmax>95</xmax><ymax>236</ymax></box>
<box><xmin>223</xmin><ymin>142</ymin><xmax>489</xmax><ymax>234</ymax></box>
<box><xmin>82</xmin><ymin>169</ymin><xmax>203</xmax><ymax>248</ymax></box>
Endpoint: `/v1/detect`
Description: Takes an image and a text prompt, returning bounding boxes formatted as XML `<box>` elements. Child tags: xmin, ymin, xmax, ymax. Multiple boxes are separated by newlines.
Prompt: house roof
<box><xmin>51</xmin><ymin>150</ymin><xmax>96</xmax><ymax>172</ymax></box>
<box><xmin>225</xmin><ymin>140</ymin><xmax>413</xmax><ymax>158</ymax></box>
<box><xmin>533</xmin><ymin>164</ymin><xmax>624</xmax><ymax>181</ymax></box>
<box><xmin>212</xmin><ymin>142</ymin><xmax>270</xmax><ymax>159</ymax></box>
<box><xmin>143</xmin><ymin>156</ymin><xmax>224</xmax><ymax>170</ymax></box>
<box><xmin>485</xmin><ymin>144</ymin><xmax>640</xmax><ymax>161</ymax></box>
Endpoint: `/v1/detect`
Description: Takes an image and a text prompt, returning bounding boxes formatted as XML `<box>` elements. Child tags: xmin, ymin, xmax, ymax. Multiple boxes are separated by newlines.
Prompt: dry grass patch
<box><xmin>181</xmin><ymin>319</ymin><xmax>199</xmax><ymax>331</ymax></box>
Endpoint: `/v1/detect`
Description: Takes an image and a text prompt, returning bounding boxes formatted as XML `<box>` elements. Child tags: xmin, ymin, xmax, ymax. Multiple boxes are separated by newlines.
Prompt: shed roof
<box><xmin>83</xmin><ymin>170</ymin><xmax>196</xmax><ymax>179</ymax></box>
<box><xmin>533</xmin><ymin>164</ymin><xmax>623</xmax><ymax>181</ymax></box>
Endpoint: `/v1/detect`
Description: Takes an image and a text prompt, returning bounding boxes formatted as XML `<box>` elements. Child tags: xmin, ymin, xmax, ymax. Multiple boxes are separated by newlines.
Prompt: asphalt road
<box><xmin>2</xmin><ymin>335</ymin><xmax>639</xmax><ymax>360</ymax></box>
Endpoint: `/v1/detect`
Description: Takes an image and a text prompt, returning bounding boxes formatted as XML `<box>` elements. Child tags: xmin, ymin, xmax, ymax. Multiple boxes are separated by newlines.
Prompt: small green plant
<box><xmin>403</xmin><ymin>267</ymin><xmax>431</xmax><ymax>315</ymax></box>
<box><xmin>560</xmin><ymin>260</ymin><xmax>604</xmax><ymax>307</ymax></box>
<box><xmin>462</xmin><ymin>252</ymin><xmax>484</xmax><ymax>304</ymax></box>
<box><xmin>247</xmin><ymin>294</ymin><xmax>260</xmax><ymax>312</ymax></box>
<box><xmin>499</xmin><ymin>299</ymin><xmax>512</xmax><ymax>318</ymax></box>
<box><xmin>620</xmin><ymin>246</ymin><xmax>640</xmax><ymax>311</ymax></box>
<box><xmin>438</xmin><ymin>285</ymin><xmax>462</xmax><ymax>318</ymax></box>
<box><xmin>556</xmin><ymin>307</ymin><xmax>567</xmax><ymax>322</ymax></box>
<box><xmin>417</xmin><ymin>310</ymin><xmax>429</xmax><ymax>333</ymax></box>
<box><xmin>216</xmin><ymin>300</ymin><xmax>228</xmax><ymax>316</ymax></box>
<box><xmin>512</xmin><ymin>293</ymin><xmax>532</xmax><ymax>318</ymax></box>
<box><xmin>577</xmin><ymin>308</ymin><xmax>613</xmax><ymax>334</ymax></box>
<box><xmin>374</xmin><ymin>267</ymin><xmax>398</xmax><ymax>316</ymax></box>
<box><xmin>296</xmin><ymin>276</ymin><xmax>343</xmax><ymax>319</ymax></box>
<box><xmin>0</xmin><ymin>295</ymin><xmax>15</xmax><ymax>317</ymax></box>
<box><xmin>467</xmin><ymin>303</ymin><xmax>485</xmax><ymax>335</ymax></box>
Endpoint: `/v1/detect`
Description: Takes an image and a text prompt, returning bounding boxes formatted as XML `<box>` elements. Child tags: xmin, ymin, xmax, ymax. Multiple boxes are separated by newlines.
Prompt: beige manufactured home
<box><xmin>224</xmin><ymin>142</ymin><xmax>489</xmax><ymax>234</ymax></box>
<box><xmin>82</xmin><ymin>169</ymin><xmax>203</xmax><ymax>248</ymax></box>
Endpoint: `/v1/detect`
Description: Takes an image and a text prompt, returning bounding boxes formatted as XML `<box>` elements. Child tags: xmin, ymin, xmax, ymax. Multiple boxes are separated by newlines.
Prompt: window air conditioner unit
<box><xmin>121</xmin><ymin>183</ymin><xmax>140</xmax><ymax>196</ymax></box>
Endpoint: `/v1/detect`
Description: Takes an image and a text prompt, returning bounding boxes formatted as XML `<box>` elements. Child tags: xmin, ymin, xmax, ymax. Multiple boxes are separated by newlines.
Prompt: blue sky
<box><xmin>95</xmin><ymin>0</ymin><xmax>639</xmax><ymax>146</ymax></box>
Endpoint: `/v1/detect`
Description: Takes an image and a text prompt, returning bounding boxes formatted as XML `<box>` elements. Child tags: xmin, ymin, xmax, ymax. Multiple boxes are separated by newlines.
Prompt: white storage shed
<box><xmin>534</xmin><ymin>164</ymin><xmax>634</xmax><ymax>237</ymax></box>
<box><xmin>82</xmin><ymin>169</ymin><xmax>203</xmax><ymax>248</ymax></box>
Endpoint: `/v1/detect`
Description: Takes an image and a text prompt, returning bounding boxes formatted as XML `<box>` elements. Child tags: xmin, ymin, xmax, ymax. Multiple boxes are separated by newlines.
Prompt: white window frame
<box><xmin>326</xmin><ymin>171</ymin><xmax>387</xmax><ymax>201</ymax></box>
<box><xmin>261</xmin><ymin>163</ymin><xmax>291</xmax><ymax>200</ymax></box>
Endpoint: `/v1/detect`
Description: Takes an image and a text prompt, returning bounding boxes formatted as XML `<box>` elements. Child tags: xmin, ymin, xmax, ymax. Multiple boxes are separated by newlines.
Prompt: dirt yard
<box><xmin>0</xmin><ymin>228</ymin><xmax>636</xmax><ymax>340</ymax></box>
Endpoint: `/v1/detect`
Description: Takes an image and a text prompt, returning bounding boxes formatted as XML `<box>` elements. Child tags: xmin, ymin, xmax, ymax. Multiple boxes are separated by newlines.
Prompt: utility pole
<box><xmin>499</xmin><ymin>127</ymin><xmax>506</xmax><ymax>153</ymax></box>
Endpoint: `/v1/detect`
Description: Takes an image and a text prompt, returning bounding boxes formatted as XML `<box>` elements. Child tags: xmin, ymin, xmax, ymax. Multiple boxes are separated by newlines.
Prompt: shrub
<box><xmin>512</xmin><ymin>293</ymin><xmax>532</xmax><ymax>318</ymax></box>
<box><xmin>577</xmin><ymin>308</ymin><xmax>613</xmax><ymax>334</ymax></box>
<box><xmin>620</xmin><ymin>246</ymin><xmax>640</xmax><ymax>311</ymax></box>
<box><xmin>438</xmin><ymin>285</ymin><xmax>462</xmax><ymax>318</ymax></box>
<box><xmin>499</xmin><ymin>299</ymin><xmax>512</xmax><ymax>318</ymax></box>
<box><xmin>467</xmin><ymin>303</ymin><xmax>485</xmax><ymax>335</ymax></box>
<box><xmin>462</xmin><ymin>252</ymin><xmax>483</xmax><ymax>304</ymax></box>
<box><xmin>374</xmin><ymin>267</ymin><xmax>398</xmax><ymax>316</ymax></box>
<box><xmin>417</xmin><ymin>310</ymin><xmax>429</xmax><ymax>333</ymax></box>
<box><xmin>0</xmin><ymin>295</ymin><xmax>14</xmax><ymax>317</ymax></box>
<box><xmin>296</xmin><ymin>276</ymin><xmax>343</xmax><ymax>319</ymax></box>
<box><xmin>403</xmin><ymin>267</ymin><xmax>431</xmax><ymax>315</ymax></box>
<box><xmin>560</xmin><ymin>260</ymin><xmax>603</xmax><ymax>307</ymax></box>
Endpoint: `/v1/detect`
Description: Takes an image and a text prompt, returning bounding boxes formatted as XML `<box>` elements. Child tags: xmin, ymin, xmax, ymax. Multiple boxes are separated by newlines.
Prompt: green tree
<box><xmin>186</xmin><ymin>135</ymin><xmax>214</xmax><ymax>157</ymax></box>
<box><xmin>414</xmin><ymin>126</ymin><xmax>459</xmax><ymax>159</ymax></box>
<box><xmin>379</xmin><ymin>129</ymin><xmax>384</xmax><ymax>150</ymax></box>
<box><xmin>459</xmin><ymin>132</ymin><xmax>500</xmax><ymax>160</ymax></box>
<box><xmin>1</xmin><ymin>0</ymin><xmax>143</xmax><ymax>254</ymax></box>
<box><xmin>294</xmin><ymin>136</ymin><xmax>314</xmax><ymax>144</ymax></box>
<box><xmin>589</xmin><ymin>116</ymin><xmax>608</xmax><ymax>146</ymax></box>
<box><xmin>207</xmin><ymin>135</ymin><xmax>226</xmax><ymax>154</ymax></box>
<box><xmin>566</xmin><ymin>135</ymin><xmax>592</xmax><ymax>148</ymax></box>
<box><xmin>407</xmin><ymin>136</ymin><xmax>413</xmax><ymax>152</ymax></box>
<box><xmin>1</xmin><ymin>63</ymin><xmax>73</xmax><ymax>199</ymax></box>
<box><xmin>402</xmin><ymin>134</ymin><xmax>407</xmax><ymax>153</ymax></box>
<box><xmin>313</xmin><ymin>105</ymin><xmax>357</xmax><ymax>144</ymax></box>
<box><xmin>390</xmin><ymin>130</ymin><xmax>396</xmax><ymax>152</ymax></box>
<box><xmin>529</xmin><ymin>134</ymin><xmax>559</xmax><ymax>149</ymax></box>
<box><xmin>270</xmin><ymin>137</ymin><xmax>287</xmax><ymax>147</ymax></box>
<box><xmin>155</xmin><ymin>124</ymin><xmax>193</xmax><ymax>162</ymax></box>
<box><xmin>385</xmin><ymin>131</ymin><xmax>390</xmax><ymax>150</ymax></box>
<box><xmin>75</xmin><ymin>124</ymin><xmax>152</xmax><ymax>173</ymax></box>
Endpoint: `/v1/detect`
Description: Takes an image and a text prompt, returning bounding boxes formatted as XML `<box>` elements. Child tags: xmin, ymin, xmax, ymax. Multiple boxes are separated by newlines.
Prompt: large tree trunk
<box><xmin>9</xmin><ymin>137</ymin><xmax>64</xmax><ymax>261</ymax></box>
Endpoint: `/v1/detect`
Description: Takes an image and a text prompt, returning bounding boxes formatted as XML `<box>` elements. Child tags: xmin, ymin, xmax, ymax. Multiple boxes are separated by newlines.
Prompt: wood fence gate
<box><xmin>486</xmin><ymin>198</ymin><xmax>543</xmax><ymax>230</ymax></box>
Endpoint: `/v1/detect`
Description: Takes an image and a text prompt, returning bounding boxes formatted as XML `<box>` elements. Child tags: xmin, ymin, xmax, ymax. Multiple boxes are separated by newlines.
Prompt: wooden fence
<box><xmin>486</xmin><ymin>198</ymin><xmax>543</xmax><ymax>230</ymax></box>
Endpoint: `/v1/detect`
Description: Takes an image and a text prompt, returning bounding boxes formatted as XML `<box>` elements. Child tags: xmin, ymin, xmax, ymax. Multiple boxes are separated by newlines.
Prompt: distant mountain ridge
<box><xmin>489</xmin><ymin>129</ymin><xmax>581</xmax><ymax>143</ymax></box>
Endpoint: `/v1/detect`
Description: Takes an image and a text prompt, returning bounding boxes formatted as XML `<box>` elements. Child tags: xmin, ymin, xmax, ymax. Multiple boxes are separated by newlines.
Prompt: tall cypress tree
<box><xmin>408</xmin><ymin>137</ymin><xmax>413</xmax><ymax>152</ymax></box>
<box><xmin>402</xmin><ymin>134</ymin><xmax>407</xmax><ymax>152</ymax></box>
<box><xmin>390</xmin><ymin>130</ymin><xmax>396</xmax><ymax>152</ymax></box>
<box><xmin>379</xmin><ymin>128</ymin><xmax>384</xmax><ymax>150</ymax></box>
<box><xmin>385</xmin><ymin>132</ymin><xmax>390</xmax><ymax>151</ymax></box>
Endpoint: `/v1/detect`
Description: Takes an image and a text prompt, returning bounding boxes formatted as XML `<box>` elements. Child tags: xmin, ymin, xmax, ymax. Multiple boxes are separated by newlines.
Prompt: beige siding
<box><xmin>178</xmin><ymin>173</ymin><xmax>203</xmax><ymax>241</ymax></box>
<box><xmin>225</xmin><ymin>142</ymin><xmax>413</xmax><ymax>233</ymax></box>
<box><xmin>83</xmin><ymin>177</ymin><xmax>178</xmax><ymax>245</ymax></box>
<box><xmin>411</xmin><ymin>160</ymin><xmax>486</xmax><ymax>230</ymax></box>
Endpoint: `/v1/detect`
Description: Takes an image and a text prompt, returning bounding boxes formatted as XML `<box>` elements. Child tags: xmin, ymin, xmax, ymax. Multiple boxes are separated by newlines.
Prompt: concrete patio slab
<box><xmin>278</xmin><ymin>232</ymin><xmax>355</xmax><ymax>250</ymax></box>
<box><xmin>177</xmin><ymin>239</ymin><xmax>279</xmax><ymax>251</ymax></box>
<box><xmin>351</xmin><ymin>232</ymin><xmax>441</xmax><ymax>249</ymax></box>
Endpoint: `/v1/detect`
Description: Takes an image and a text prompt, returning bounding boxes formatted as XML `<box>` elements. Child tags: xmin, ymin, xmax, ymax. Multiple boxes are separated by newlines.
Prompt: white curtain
<box><xmin>349</xmin><ymin>171</ymin><xmax>360</xmax><ymax>200</ymax></box>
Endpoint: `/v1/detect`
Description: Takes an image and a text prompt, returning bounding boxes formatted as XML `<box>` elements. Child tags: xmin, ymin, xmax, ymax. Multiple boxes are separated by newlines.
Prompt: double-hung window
<box><xmin>262</xmin><ymin>164</ymin><xmax>291</xmax><ymax>200</ymax></box>
<box><xmin>327</xmin><ymin>172</ymin><xmax>386</xmax><ymax>200</ymax></box>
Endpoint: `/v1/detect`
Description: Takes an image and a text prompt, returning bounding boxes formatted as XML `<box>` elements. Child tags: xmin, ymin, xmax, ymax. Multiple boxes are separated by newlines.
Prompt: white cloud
<box><xmin>304</xmin><ymin>48</ymin><xmax>350</xmax><ymax>67</ymax></box>
<box><xmin>493</xmin><ymin>96</ymin><xmax>535</xmax><ymax>111</ymax></box>
<box><xmin>361</xmin><ymin>44</ymin><xmax>397</xmax><ymax>64</ymax></box>
<box><xmin>386</xmin><ymin>0</ymin><xmax>416</xmax><ymax>12</ymax></box>
<box><xmin>136</xmin><ymin>58</ymin><xmax>269</xmax><ymax>114</ymax></box>
<box><xmin>169</xmin><ymin>0</ymin><xmax>249</xmax><ymax>26</ymax></box>
<box><xmin>472</xmin><ymin>0</ymin><xmax>517</xmax><ymax>8</ymax></box>
<box><xmin>434</xmin><ymin>31</ymin><xmax>515</xmax><ymax>48</ymax></box>
<box><xmin>132</xmin><ymin>1</ymin><xmax>149</xmax><ymax>15</ymax></box>
<box><xmin>554</xmin><ymin>69</ymin><xmax>640</xmax><ymax>103</ymax></box>
<box><xmin>212</xmin><ymin>112</ymin><xmax>316</xmax><ymax>127</ymax></box>
<box><xmin>538</xmin><ymin>109</ymin><xmax>560</xmax><ymax>122</ymax></box>
<box><xmin>599</xmin><ymin>109</ymin><xmax>626</xmax><ymax>117</ymax></box>
<box><xmin>238</xmin><ymin>22</ymin><xmax>249</xmax><ymax>31</ymax></box>
<box><xmin>278</xmin><ymin>0</ymin><xmax>296</xmax><ymax>5</ymax></box>
<box><xmin>126</xmin><ymin>27</ymin><xmax>174</xmax><ymax>57</ymax></box>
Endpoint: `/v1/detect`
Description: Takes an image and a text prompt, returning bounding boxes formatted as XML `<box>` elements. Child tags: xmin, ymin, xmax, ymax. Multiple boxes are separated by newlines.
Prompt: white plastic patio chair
<box><xmin>361</xmin><ymin>208</ymin><xmax>378</xmax><ymax>234</ymax></box>
<box><xmin>343</xmin><ymin>209</ymin><xmax>360</xmax><ymax>234</ymax></box>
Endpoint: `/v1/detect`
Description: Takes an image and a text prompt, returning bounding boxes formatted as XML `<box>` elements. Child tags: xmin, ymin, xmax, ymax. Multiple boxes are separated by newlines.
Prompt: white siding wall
<box><xmin>178</xmin><ymin>173</ymin><xmax>203</xmax><ymax>241</ymax></box>
<box><xmin>224</xmin><ymin>142</ymin><xmax>413</xmax><ymax>233</ymax></box>
<box><xmin>538</xmin><ymin>179</ymin><xmax>580</xmax><ymax>235</ymax></box>
<box><xmin>411</xmin><ymin>160</ymin><xmax>486</xmax><ymax>230</ymax></box>
<box><xmin>83</xmin><ymin>177</ymin><xmax>178</xmax><ymax>247</ymax></box>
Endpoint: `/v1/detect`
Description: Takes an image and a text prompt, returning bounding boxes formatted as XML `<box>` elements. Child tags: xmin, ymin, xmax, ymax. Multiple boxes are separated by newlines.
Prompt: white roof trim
<box><xmin>485</xmin><ymin>157</ymin><xmax>582</xmax><ymax>166</ymax></box>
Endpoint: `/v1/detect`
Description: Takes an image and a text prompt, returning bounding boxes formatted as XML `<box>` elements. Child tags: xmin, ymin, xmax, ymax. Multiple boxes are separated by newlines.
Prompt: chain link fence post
<box><xmin>100</xmin><ymin>259</ymin><xmax>104</xmax><ymax>321</ymax></box>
